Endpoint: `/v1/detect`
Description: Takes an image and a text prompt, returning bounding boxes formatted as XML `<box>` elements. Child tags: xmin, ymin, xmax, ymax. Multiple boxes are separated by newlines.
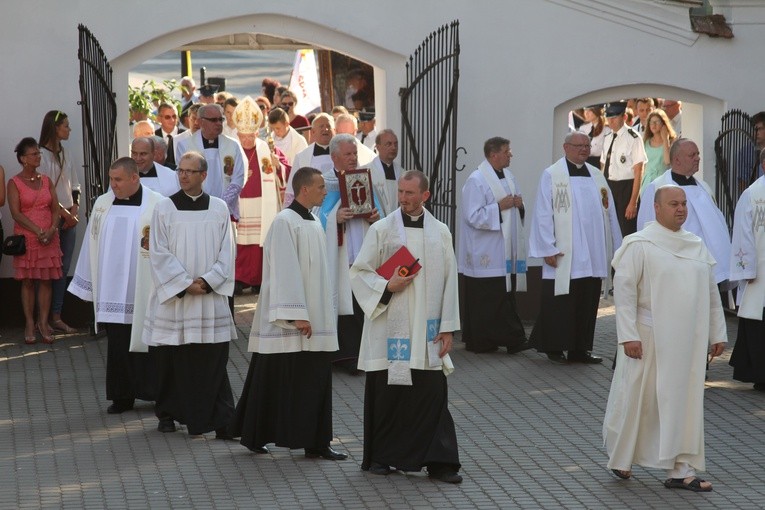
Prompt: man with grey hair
<box><xmin>143</xmin><ymin>150</ymin><xmax>237</xmax><ymax>438</ymax></box>
<box><xmin>175</xmin><ymin>103</ymin><xmax>245</xmax><ymax>219</ymax></box>
<box><xmin>335</xmin><ymin>113</ymin><xmax>376</xmax><ymax>167</ymax></box>
<box><xmin>605</xmin><ymin>184</ymin><xmax>726</xmax><ymax>491</ymax></box>
<box><xmin>729</xmin><ymin>147</ymin><xmax>765</xmax><ymax>392</ymax></box>
<box><xmin>131</xmin><ymin>137</ymin><xmax>180</xmax><ymax>197</ymax></box>
<box><xmin>319</xmin><ymin>133</ymin><xmax>383</xmax><ymax>373</ymax></box>
<box><xmin>151</xmin><ymin>135</ymin><xmax>168</xmax><ymax>165</ymax></box>
<box><xmin>638</xmin><ymin>138</ymin><xmax>731</xmax><ymax>285</ymax></box>
<box><xmin>528</xmin><ymin>131</ymin><xmax>622</xmax><ymax>364</ymax></box>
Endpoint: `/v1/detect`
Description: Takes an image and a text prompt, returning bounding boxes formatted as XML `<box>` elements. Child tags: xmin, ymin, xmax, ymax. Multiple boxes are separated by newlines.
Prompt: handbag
<box><xmin>2</xmin><ymin>235</ymin><xmax>26</xmax><ymax>256</ymax></box>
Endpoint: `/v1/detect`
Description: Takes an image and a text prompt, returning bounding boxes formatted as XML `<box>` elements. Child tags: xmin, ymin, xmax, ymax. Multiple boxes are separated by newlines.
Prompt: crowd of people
<box><xmin>4</xmin><ymin>83</ymin><xmax>765</xmax><ymax>492</ymax></box>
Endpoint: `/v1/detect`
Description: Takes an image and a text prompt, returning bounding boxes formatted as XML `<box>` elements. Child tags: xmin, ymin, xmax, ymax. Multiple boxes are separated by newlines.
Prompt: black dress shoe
<box><xmin>507</xmin><ymin>340</ymin><xmax>531</xmax><ymax>355</ymax></box>
<box><xmin>428</xmin><ymin>470</ymin><xmax>463</xmax><ymax>484</ymax></box>
<box><xmin>304</xmin><ymin>446</ymin><xmax>348</xmax><ymax>460</ymax></box>
<box><xmin>249</xmin><ymin>445</ymin><xmax>269</xmax><ymax>454</ymax></box>
<box><xmin>107</xmin><ymin>402</ymin><xmax>134</xmax><ymax>414</ymax></box>
<box><xmin>234</xmin><ymin>281</ymin><xmax>244</xmax><ymax>296</ymax></box>
<box><xmin>568</xmin><ymin>352</ymin><xmax>603</xmax><ymax>364</ymax></box>
<box><xmin>546</xmin><ymin>353</ymin><xmax>569</xmax><ymax>365</ymax></box>
<box><xmin>157</xmin><ymin>418</ymin><xmax>176</xmax><ymax>433</ymax></box>
<box><xmin>368</xmin><ymin>462</ymin><xmax>392</xmax><ymax>475</ymax></box>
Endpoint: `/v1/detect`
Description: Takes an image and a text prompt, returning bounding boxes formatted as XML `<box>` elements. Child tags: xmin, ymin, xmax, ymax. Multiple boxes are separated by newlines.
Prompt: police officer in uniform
<box><xmin>600</xmin><ymin>102</ymin><xmax>647</xmax><ymax>236</ymax></box>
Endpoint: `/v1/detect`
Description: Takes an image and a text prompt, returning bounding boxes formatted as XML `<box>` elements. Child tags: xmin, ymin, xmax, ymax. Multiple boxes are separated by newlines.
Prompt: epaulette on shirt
<box><xmin>627</xmin><ymin>128</ymin><xmax>639</xmax><ymax>138</ymax></box>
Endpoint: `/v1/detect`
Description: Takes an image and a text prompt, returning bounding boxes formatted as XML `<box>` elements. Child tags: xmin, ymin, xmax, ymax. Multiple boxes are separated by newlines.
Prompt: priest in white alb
<box><xmin>350</xmin><ymin>170</ymin><xmax>462</xmax><ymax>484</ymax></box>
<box><xmin>604</xmin><ymin>185</ymin><xmax>726</xmax><ymax>492</ymax></box>
<box><xmin>284</xmin><ymin>113</ymin><xmax>336</xmax><ymax>207</ymax></box>
<box><xmin>728</xmin><ymin>148</ymin><xmax>765</xmax><ymax>392</ymax></box>
<box><xmin>230</xmin><ymin>167</ymin><xmax>348</xmax><ymax>461</ymax></box>
<box><xmin>369</xmin><ymin>129</ymin><xmax>405</xmax><ymax>217</ymax></box>
<box><xmin>68</xmin><ymin>157</ymin><xmax>163</xmax><ymax>414</ymax></box>
<box><xmin>131</xmin><ymin>137</ymin><xmax>180</xmax><ymax>197</ymax></box>
<box><xmin>458</xmin><ymin>136</ymin><xmax>528</xmax><ymax>354</ymax></box>
<box><xmin>318</xmin><ymin>133</ymin><xmax>384</xmax><ymax>374</ymax></box>
<box><xmin>174</xmin><ymin>103</ymin><xmax>245</xmax><ymax>219</ymax></box>
<box><xmin>231</xmin><ymin>96</ymin><xmax>291</xmax><ymax>295</ymax></box>
<box><xmin>142</xmin><ymin>151</ymin><xmax>237</xmax><ymax>438</ymax></box>
<box><xmin>267</xmin><ymin>107</ymin><xmax>307</xmax><ymax>166</ymax></box>
<box><xmin>637</xmin><ymin>138</ymin><xmax>731</xmax><ymax>285</ymax></box>
<box><xmin>528</xmin><ymin>132</ymin><xmax>622</xmax><ymax>365</ymax></box>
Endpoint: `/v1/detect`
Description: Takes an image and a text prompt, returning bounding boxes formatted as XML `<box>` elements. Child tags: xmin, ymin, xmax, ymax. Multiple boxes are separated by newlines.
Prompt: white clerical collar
<box><xmin>184</xmin><ymin>191</ymin><xmax>204</xmax><ymax>201</ymax></box>
<box><xmin>565</xmin><ymin>158</ymin><xmax>585</xmax><ymax>169</ymax></box>
<box><xmin>406</xmin><ymin>210</ymin><xmax>424</xmax><ymax>221</ymax></box>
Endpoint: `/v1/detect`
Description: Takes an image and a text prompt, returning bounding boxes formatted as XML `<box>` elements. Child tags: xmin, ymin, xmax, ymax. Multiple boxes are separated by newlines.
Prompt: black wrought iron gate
<box><xmin>714</xmin><ymin>109</ymin><xmax>757</xmax><ymax>233</ymax></box>
<box><xmin>78</xmin><ymin>24</ymin><xmax>118</xmax><ymax>217</ymax></box>
<box><xmin>399</xmin><ymin>20</ymin><xmax>460</xmax><ymax>232</ymax></box>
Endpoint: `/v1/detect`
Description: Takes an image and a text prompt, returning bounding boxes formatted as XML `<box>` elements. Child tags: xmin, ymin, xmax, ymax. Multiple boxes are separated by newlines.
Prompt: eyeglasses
<box><xmin>176</xmin><ymin>168</ymin><xmax>205</xmax><ymax>176</ymax></box>
<box><xmin>201</xmin><ymin>117</ymin><xmax>224</xmax><ymax>123</ymax></box>
<box><xmin>281</xmin><ymin>102</ymin><xmax>295</xmax><ymax>107</ymax></box>
<box><xmin>566</xmin><ymin>143</ymin><xmax>591</xmax><ymax>149</ymax></box>
<box><xmin>257</xmin><ymin>104</ymin><xmax>267</xmax><ymax>111</ymax></box>
<box><xmin>162</xmin><ymin>114</ymin><xmax>177</xmax><ymax>119</ymax></box>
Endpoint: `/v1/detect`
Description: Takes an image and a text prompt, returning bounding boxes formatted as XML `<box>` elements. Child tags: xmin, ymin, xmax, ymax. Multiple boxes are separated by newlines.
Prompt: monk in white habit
<box><xmin>458</xmin><ymin>136</ymin><xmax>528</xmax><ymax>354</ymax></box>
<box><xmin>230</xmin><ymin>167</ymin><xmax>348</xmax><ymax>461</ymax></box>
<box><xmin>729</xmin><ymin>148</ymin><xmax>765</xmax><ymax>392</ymax></box>
<box><xmin>68</xmin><ymin>157</ymin><xmax>163</xmax><ymax>414</ymax></box>
<box><xmin>319</xmin><ymin>133</ymin><xmax>383</xmax><ymax>374</ymax></box>
<box><xmin>528</xmin><ymin>132</ymin><xmax>622</xmax><ymax>364</ymax></box>
<box><xmin>232</xmin><ymin>96</ymin><xmax>290</xmax><ymax>295</ymax></box>
<box><xmin>284</xmin><ymin>113</ymin><xmax>336</xmax><ymax>207</ymax></box>
<box><xmin>350</xmin><ymin>170</ymin><xmax>462</xmax><ymax>484</ymax></box>
<box><xmin>174</xmin><ymin>104</ymin><xmax>245</xmax><ymax>219</ymax></box>
<box><xmin>142</xmin><ymin>151</ymin><xmax>237</xmax><ymax>438</ymax></box>
<box><xmin>637</xmin><ymin>138</ymin><xmax>732</xmax><ymax>285</ymax></box>
<box><xmin>604</xmin><ymin>185</ymin><xmax>726</xmax><ymax>492</ymax></box>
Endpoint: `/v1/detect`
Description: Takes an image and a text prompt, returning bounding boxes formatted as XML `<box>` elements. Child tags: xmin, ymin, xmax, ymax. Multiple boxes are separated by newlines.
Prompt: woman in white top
<box><xmin>38</xmin><ymin>110</ymin><xmax>80</xmax><ymax>333</ymax></box>
<box><xmin>578</xmin><ymin>105</ymin><xmax>611</xmax><ymax>168</ymax></box>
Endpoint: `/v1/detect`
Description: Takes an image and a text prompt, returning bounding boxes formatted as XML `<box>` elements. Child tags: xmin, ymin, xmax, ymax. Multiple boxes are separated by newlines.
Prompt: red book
<box><xmin>376</xmin><ymin>246</ymin><xmax>422</xmax><ymax>279</ymax></box>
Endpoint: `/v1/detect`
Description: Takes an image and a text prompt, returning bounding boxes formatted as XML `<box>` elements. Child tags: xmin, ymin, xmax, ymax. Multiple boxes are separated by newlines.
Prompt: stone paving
<box><xmin>1</xmin><ymin>294</ymin><xmax>764</xmax><ymax>509</ymax></box>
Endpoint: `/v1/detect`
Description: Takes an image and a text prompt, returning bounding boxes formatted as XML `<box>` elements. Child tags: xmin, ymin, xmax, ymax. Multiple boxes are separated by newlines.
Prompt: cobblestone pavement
<box><xmin>2</xmin><ymin>294</ymin><xmax>764</xmax><ymax>509</ymax></box>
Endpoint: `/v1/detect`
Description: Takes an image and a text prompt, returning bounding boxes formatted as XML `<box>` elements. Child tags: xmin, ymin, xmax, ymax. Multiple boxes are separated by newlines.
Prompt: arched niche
<box><xmin>110</xmin><ymin>14</ymin><xmax>407</xmax><ymax>152</ymax></box>
<box><xmin>553</xmin><ymin>85</ymin><xmax>725</xmax><ymax>188</ymax></box>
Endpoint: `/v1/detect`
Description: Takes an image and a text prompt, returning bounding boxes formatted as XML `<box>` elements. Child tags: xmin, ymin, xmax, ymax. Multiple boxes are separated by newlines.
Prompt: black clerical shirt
<box><xmin>202</xmin><ymin>137</ymin><xmax>219</xmax><ymax>149</ymax></box>
<box><xmin>566</xmin><ymin>159</ymin><xmax>590</xmax><ymax>177</ymax></box>
<box><xmin>671</xmin><ymin>171</ymin><xmax>697</xmax><ymax>186</ymax></box>
<box><xmin>288</xmin><ymin>199</ymin><xmax>314</xmax><ymax>220</ymax></box>
<box><xmin>139</xmin><ymin>164</ymin><xmax>158</xmax><ymax>178</ymax></box>
<box><xmin>313</xmin><ymin>144</ymin><xmax>330</xmax><ymax>156</ymax></box>
<box><xmin>170</xmin><ymin>190</ymin><xmax>210</xmax><ymax>211</ymax></box>
<box><xmin>113</xmin><ymin>184</ymin><xmax>143</xmax><ymax>206</ymax></box>
<box><xmin>382</xmin><ymin>161</ymin><xmax>397</xmax><ymax>181</ymax></box>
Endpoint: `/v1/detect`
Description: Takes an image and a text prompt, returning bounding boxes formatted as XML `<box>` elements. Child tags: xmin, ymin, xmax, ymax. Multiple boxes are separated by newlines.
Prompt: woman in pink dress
<box><xmin>7</xmin><ymin>137</ymin><xmax>63</xmax><ymax>344</ymax></box>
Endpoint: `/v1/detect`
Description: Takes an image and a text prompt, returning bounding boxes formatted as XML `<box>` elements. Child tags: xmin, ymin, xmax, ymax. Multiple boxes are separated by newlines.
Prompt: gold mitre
<box><xmin>233</xmin><ymin>96</ymin><xmax>263</xmax><ymax>134</ymax></box>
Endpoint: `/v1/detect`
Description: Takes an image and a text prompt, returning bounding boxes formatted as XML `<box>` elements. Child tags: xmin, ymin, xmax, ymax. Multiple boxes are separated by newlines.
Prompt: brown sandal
<box><xmin>50</xmin><ymin>319</ymin><xmax>76</xmax><ymax>334</ymax></box>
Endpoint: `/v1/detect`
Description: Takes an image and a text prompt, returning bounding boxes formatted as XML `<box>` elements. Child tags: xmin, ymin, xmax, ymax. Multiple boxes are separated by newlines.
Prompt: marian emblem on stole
<box><xmin>554</xmin><ymin>183</ymin><xmax>570</xmax><ymax>213</ymax></box>
<box><xmin>223</xmin><ymin>155</ymin><xmax>234</xmax><ymax>176</ymax></box>
<box><xmin>600</xmin><ymin>187</ymin><xmax>609</xmax><ymax>209</ymax></box>
<box><xmin>140</xmin><ymin>226</ymin><xmax>150</xmax><ymax>252</ymax></box>
<box><xmin>754</xmin><ymin>199</ymin><xmax>765</xmax><ymax>232</ymax></box>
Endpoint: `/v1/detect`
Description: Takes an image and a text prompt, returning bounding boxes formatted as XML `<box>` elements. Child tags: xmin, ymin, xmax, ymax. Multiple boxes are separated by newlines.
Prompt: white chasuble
<box><xmin>368</xmin><ymin>157</ymin><xmax>403</xmax><ymax>218</ymax></box>
<box><xmin>605</xmin><ymin>222</ymin><xmax>726</xmax><ymax>471</ymax></box>
<box><xmin>638</xmin><ymin>170</ymin><xmax>731</xmax><ymax>283</ymax></box>
<box><xmin>248</xmin><ymin>208</ymin><xmax>338</xmax><ymax>353</ymax></box>
<box><xmin>350</xmin><ymin>209</ymin><xmax>460</xmax><ymax>375</ymax></box>
<box><xmin>285</xmin><ymin>144</ymin><xmax>333</xmax><ymax>206</ymax></box>
<box><xmin>731</xmin><ymin>176</ymin><xmax>765</xmax><ymax>318</ymax></box>
<box><xmin>239</xmin><ymin>138</ymin><xmax>280</xmax><ymax>246</ymax></box>
<box><xmin>142</xmin><ymin>196</ymin><xmax>236</xmax><ymax>346</ymax></box>
<box><xmin>68</xmin><ymin>187</ymin><xmax>163</xmax><ymax>351</ymax></box>
<box><xmin>528</xmin><ymin>158</ymin><xmax>622</xmax><ymax>295</ymax></box>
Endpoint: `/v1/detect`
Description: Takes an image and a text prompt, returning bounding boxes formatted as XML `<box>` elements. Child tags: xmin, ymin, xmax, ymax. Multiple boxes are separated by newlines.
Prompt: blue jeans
<box><xmin>51</xmin><ymin>225</ymin><xmax>76</xmax><ymax>315</ymax></box>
